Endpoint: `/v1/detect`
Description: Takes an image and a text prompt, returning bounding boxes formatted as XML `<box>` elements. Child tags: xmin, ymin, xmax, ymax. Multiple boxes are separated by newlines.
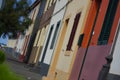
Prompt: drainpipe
<box><xmin>98</xmin><ymin>20</ymin><xmax>120</xmax><ymax>80</ymax></box>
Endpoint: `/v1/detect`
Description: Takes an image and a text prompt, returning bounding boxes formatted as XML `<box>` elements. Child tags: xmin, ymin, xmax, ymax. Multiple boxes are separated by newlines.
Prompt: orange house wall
<box><xmin>108</xmin><ymin>1</ymin><xmax>120</xmax><ymax>44</ymax></box>
<box><xmin>91</xmin><ymin>0</ymin><xmax>109</xmax><ymax>45</ymax></box>
<box><xmin>81</xmin><ymin>0</ymin><xmax>99</xmax><ymax>48</ymax></box>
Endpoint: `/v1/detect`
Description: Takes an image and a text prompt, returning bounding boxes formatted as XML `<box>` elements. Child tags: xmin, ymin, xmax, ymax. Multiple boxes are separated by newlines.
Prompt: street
<box><xmin>4</xmin><ymin>51</ymin><xmax>42</xmax><ymax>80</ymax></box>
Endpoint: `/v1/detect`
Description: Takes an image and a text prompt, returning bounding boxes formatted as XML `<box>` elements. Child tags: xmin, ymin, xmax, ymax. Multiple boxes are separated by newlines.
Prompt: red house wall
<box><xmin>81</xmin><ymin>0</ymin><xmax>99</xmax><ymax>48</ymax></box>
<box><xmin>69</xmin><ymin>0</ymin><xmax>109</xmax><ymax>80</ymax></box>
<box><xmin>79</xmin><ymin>1</ymin><xmax>120</xmax><ymax>80</ymax></box>
<box><xmin>69</xmin><ymin>48</ymin><xmax>86</xmax><ymax>80</ymax></box>
<box><xmin>108</xmin><ymin>1</ymin><xmax>120</xmax><ymax>44</ymax></box>
<box><xmin>69</xmin><ymin>0</ymin><xmax>100</xmax><ymax>79</ymax></box>
<box><xmin>80</xmin><ymin>45</ymin><xmax>111</xmax><ymax>80</ymax></box>
<box><xmin>19</xmin><ymin>35</ymin><xmax>30</xmax><ymax>61</ymax></box>
<box><xmin>91</xmin><ymin>0</ymin><xmax>109</xmax><ymax>45</ymax></box>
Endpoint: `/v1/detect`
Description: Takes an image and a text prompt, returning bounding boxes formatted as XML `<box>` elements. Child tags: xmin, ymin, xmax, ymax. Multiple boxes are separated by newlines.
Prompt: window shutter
<box><xmin>78</xmin><ymin>34</ymin><xmax>84</xmax><ymax>47</ymax></box>
<box><xmin>98</xmin><ymin>0</ymin><xmax>119</xmax><ymax>45</ymax></box>
<box><xmin>66</xmin><ymin>12</ymin><xmax>81</xmax><ymax>50</ymax></box>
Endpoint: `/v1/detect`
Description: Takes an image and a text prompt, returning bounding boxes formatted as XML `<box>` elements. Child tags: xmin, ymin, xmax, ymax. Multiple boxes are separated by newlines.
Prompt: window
<box><xmin>66</xmin><ymin>12</ymin><xmax>81</xmax><ymax>50</ymax></box>
<box><xmin>50</xmin><ymin>20</ymin><xmax>61</xmax><ymax>49</ymax></box>
<box><xmin>98</xmin><ymin>0</ymin><xmax>119</xmax><ymax>45</ymax></box>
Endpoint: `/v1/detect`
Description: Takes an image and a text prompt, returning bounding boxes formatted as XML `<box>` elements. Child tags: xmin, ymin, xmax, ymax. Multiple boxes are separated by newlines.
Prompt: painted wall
<box><xmin>15</xmin><ymin>35</ymin><xmax>25</xmax><ymax>54</ymax></box>
<box><xmin>110</xmin><ymin>21</ymin><xmax>120</xmax><ymax>75</ymax></box>
<box><xmin>18</xmin><ymin>2</ymin><xmax>41</xmax><ymax>62</ymax></box>
<box><xmin>42</xmin><ymin>0</ymin><xmax>91</xmax><ymax>80</ymax></box>
<box><xmin>39</xmin><ymin>2</ymin><xmax>56</xmax><ymax>29</ymax></box>
<box><xmin>109</xmin><ymin>2</ymin><xmax>120</xmax><ymax>76</ymax></box>
<box><xmin>56</xmin><ymin>0</ymin><xmax>90</xmax><ymax>73</ymax></box>
<box><xmin>19</xmin><ymin>35</ymin><xmax>30</xmax><ymax>61</ymax></box>
<box><xmin>15</xmin><ymin>4</ymin><xmax>39</xmax><ymax>57</ymax></box>
<box><xmin>26</xmin><ymin>4</ymin><xmax>40</xmax><ymax>35</ymax></box>
<box><xmin>39</xmin><ymin>0</ymin><xmax>68</xmax><ymax>65</ymax></box>
<box><xmin>108</xmin><ymin>21</ymin><xmax>120</xmax><ymax>80</ymax></box>
<box><xmin>108</xmin><ymin>1</ymin><xmax>120</xmax><ymax>44</ymax></box>
<box><xmin>70</xmin><ymin>0</ymin><xmax>120</xmax><ymax>80</ymax></box>
<box><xmin>34</xmin><ymin>26</ymin><xmax>49</xmax><ymax>63</ymax></box>
<box><xmin>7</xmin><ymin>39</ymin><xmax>17</xmax><ymax>48</ymax></box>
<box><xmin>28</xmin><ymin>0</ymin><xmax>56</xmax><ymax>65</ymax></box>
<box><xmin>79</xmin><ymin>1</ymin><xmax>120</xmax><ymax>79</ymax></box>
<box><xmin>57</xmin><ymin>0</ymin><xmax>90</xmax><ymax>72</ymax></box>
<box><xmin>28</xmin><ymin>25</ymin><xmax>49</xmax><ymax>64</ymax></box>
<box><xmin>79</xmin><ymin>45</ymin><xmax>111</xmax><ymax>80</ymax></box>
<box><xmin>24</xmin><ymin>0</ymin><xmax>47</xmax><ymax>63</ymax></box>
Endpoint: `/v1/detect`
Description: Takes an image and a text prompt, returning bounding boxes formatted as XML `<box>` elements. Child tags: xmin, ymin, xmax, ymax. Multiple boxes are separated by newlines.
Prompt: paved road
<box><xmin>3</xmin><ymin>49</ymin><xmax>42</xmax><ymax>80</ymax></box>
<box><xmin>6</xmin><ymin>59</ymin><xmax>42</xmax><ymax>80</ymax></box>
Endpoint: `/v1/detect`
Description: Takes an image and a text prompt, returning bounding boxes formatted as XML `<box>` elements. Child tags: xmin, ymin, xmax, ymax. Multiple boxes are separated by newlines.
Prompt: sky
<box><xmin>0</xmin><ymin>35</ymin><xmax>8</xmax><ymax>45</ymax></box>
<box><xmin>0</xmin><ymin>0</ymin><xmax>2</xmax><ymax>8</ymax></box>
<box><xmin>0</xmin><ymin>0</ymin><xmax>7</xmax><ymax>45</ymax></box>
<box><xmin>0</xmin><ymin>0</ymin><xmax>35</xmax><ymax>45</ymax></box>
<box><xmin>28</xmin><ymin>0</ymin><xmax>35</xmax><ymax>6</ymax></box>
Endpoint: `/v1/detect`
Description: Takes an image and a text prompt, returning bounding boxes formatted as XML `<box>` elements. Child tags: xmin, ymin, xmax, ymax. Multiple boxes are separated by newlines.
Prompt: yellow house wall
<box><xmin>38</xmin><ymin>25</ymin><xmax>49</xmax><ymax>47</ymax></box>
<box><xmin>7</xmin><ymin>39</ymin><xmax>17</xmax><ymax>48</ymax></box>
<box><xmin>34</xmin><ymin>24</ymin><xmax>49</xmax><ymax>63</ymax></box>
<box><xmin>44</xmin><ymin>0</ymin><xmax>56</xmax><ymax>12</ymax></box>
<box><xmin>33</xmin><ymin>30</ymin><xmax>41</xmax><ymax>46</ymax></box>
<box><xmin>26</xmin><ymin>3</ymin><xmax>41</xmax><ymax>64</ymax></box>
<box><xmin>31</xmin><ymin>0</ymin><xmax>57</xmax><ymax>64</ymax></box>
<box><xmin>26</xmin><ymin>3</ymin><xmax>40</xmax><ymax>36</ymax></box>
<box><xmin>56</xmin><ymin>0</ymin><xmax>91</xmax><ymax>72</ymax></box>
<box><xmin>45</xmin><ymin>0</ymin><xmax>91</xmax><ymax>80</ymax></box>
<box><xmin>44</xmin><ymin>0</ymin><xmax>50</xmax><ymax>12</ymax></box>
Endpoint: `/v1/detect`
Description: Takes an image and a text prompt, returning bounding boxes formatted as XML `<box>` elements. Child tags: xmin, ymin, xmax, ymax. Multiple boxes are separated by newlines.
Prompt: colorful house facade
<box><xmin>5</xmin><ymin>0</ymin><xmax>120</xmax><ymax>80</ymax></box>
<box><xmin>38</xmin><ymin>0</ymin><xmax>68</xmax><ymax>77</ymax></box>
<box><xmin>70</xmin><ymin>0</ymin><xmax>120</xmax><ymax>80</ymax></box>
<box><xmin>7</xmin><ymin>39</ymin><xmax>17</xmax><ymax>49</ymax></box>
<box><xmin>22</xmin><ymin>0</ymin><xmax>47</xmax><ymax>63</ymax></box>
<box><xmin>14</xmin><ymin>34</ymin><xmax>25</xmax><ymax>58</ymax></box>
<box><xmin>17</xmin><ymin>0</ymin><xmax>41</xmax><ymax>61</ymax></box>
<box><xmin>109</xmin><ymin>19</ymin><xmax>120</xmax><ymax>80</ymax></box>
<box><xmin>28</xmin><ymin>0</ymin><xmax>56</xmax><ymax>65</ymax></box>
<box><xmin>28</xmin><ymin>0</ymin><xmax>57</xmax><ymax>76</ymax></box>
<box><xmin>107</xmin><ymin>2</ymin><xmax>120</xmax><ymax>80</ymax></box>
<box><xmin>43</xmin><ymin>0</ymin><xmax>92</xmax><ymax>80</ymax></box>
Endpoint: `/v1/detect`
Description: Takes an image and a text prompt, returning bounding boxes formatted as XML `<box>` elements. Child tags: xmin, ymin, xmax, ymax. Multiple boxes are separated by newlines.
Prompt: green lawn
<box><xmin>0</xmin><ymin>50</ymin><xmax>25</xmax><ymax>80</ymax></box>
<box><xmin>0</xmin><ymin>63</ymin><xmax>25</xmax><ymax>80</ymax></box>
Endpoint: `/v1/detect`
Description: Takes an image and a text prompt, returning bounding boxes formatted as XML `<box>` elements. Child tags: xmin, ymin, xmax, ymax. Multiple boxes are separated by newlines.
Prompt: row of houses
<box><xmin>7</xmin><ymin>0</ymin><xmax>120</xmax><ymax>80</ymax></box>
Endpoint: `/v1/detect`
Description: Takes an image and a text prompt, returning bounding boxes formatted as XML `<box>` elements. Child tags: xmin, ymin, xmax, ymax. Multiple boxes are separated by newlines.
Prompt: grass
<box><xmin>0</xmin><ymin>49</ymin><xmax>5</xmax><ymax>64</ymax></box>
<box><xmin>0</xmin><ymin>63</ymin><xmax>25</xmax><ymax>80</ymax></box>
<box><xmin>0</xmin><ymin>50</ymin><xmax>25</xmax><ymax>80</ymax></box>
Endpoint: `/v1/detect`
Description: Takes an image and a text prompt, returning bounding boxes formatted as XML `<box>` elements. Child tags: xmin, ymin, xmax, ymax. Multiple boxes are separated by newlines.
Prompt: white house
<box><xmin>38</xmin><ymin>0</ymin><xmax>68</xmax><ymax>75</ymax></box>
<box><xmin>109</xmin><ymin>19</ymin><xmax>120</xmax><ymax>79</ymax></box>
